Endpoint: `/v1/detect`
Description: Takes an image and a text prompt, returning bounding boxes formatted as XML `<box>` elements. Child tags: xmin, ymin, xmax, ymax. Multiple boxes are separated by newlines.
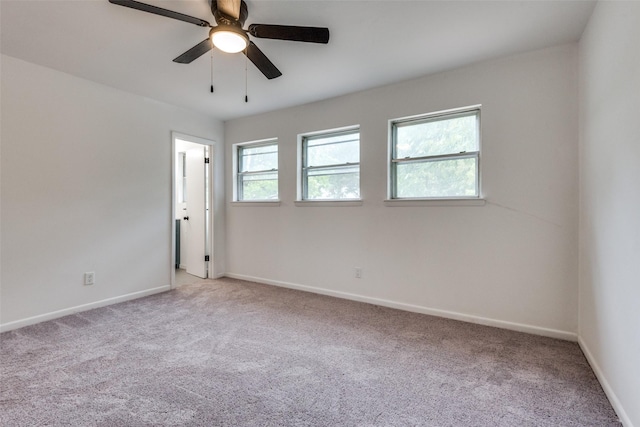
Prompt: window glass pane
<box><xmin>240</xmin><ymin>144</ymin><xmax>278</xmax><ymax>173</ymax></box>
<box><xmin>306</xmin><ymin>166</ymin><xmax>360</xmax><ymax>200</ymax></box>
<box><xmin>179</xmin><ymin>152</ymin><xmax>187</xmax><ymax>203</ymax></box>
<box><xmin>395</xmin><ymin>158</ymin><xmax>477</xmax><ymax>198</ymax></box>
<box><xmin>306</xmin><ymin>132</ymin><xmax>359</xmax><ymax>167</ymax></box>
<box><xmin>241</xmin><ymin>173</ymin><xmax>278</xmax><ymax>200</ymax></box>
<box><xmin>395</xmin><ymin>113</ymin><xmax>478</xmax><ymax>159</ymax></box>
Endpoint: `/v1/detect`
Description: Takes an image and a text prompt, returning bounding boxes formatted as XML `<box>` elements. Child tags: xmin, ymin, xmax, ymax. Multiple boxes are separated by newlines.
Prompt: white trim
<box><xmin>298</xmin><ymin>124</ymin><xmax>360</xmax><ymax>139</ymax></box>
<box><xmin>224</xmin><ymin>273</ymin><xmax>577</xmax><ymax>342</ymax></box>
<box><xmin>391</xmin><ymin>104</ymin><xmax>483</xmax><ymax>124</ymax></box>
<box><xmin>233</xmin><ymin>137</ymin><xmax>279</xmax><ymax>147</ymax></box>
<box><xmin>0</xmin><ymin>285</ymin><xmax>171</xmax><ymax>333</ymax></box>
<box><xmin>231</xmin><ymin>201</ymin><xmax>281</xmax><ymax>207</ymax></box>
<box><xmin>578</xmin><ymin>337</ymin><xmax>632</xmax><ymax>426</ymax></box>
<box><xmin>294</xmin><ymin>200</ymin><xmax>363</xmax><ymax>207</ymax></box>
<box><xmin>384</xmin><ymin>198</ymin><xmax>485</xmax><ymax>207</ymax></box>
<box><xmin>171</xmin><ymin>137</ymin><xmax>177</xmax><ymax>289</ymax></box>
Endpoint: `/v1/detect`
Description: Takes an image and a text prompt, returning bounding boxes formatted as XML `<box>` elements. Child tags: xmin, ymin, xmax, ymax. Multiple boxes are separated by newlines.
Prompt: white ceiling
<box><xmin>1</xmin><ymin>0</ymin><xmax>596</xmax><ymax>121</ymax></box>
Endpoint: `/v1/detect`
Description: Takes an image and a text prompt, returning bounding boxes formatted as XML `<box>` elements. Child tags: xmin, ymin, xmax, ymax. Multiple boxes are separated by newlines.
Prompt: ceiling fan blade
<box><xmin>108</xmin><ymin>0</ymin><xmax>210</xmax><ymax>27</ymax></box>
<box><xmin>173</xmin><ymin>39</ymin><xmax>213</xmax><ymax>64</ymax></box>
<box><xmin>245</xmin><ymin>42</ymin><xmax>282</xmax><ymax>80</ymax></box>
<box><xmin>217</xmin><ymin>0</ymin><xmax>241</xmax><ymax>20</ymax></box>
<box><xmin>248</xmin><ymin>24</ymin><xmax>329</xmax><ymax>44</ymax></box>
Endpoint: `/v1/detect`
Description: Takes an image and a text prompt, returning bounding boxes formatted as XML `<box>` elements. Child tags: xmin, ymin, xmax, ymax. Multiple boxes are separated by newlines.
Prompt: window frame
<box><xmin>388</xmin><ymin>106</ymin><xmax>481</xmax><ymax>200</ymax></box>
<box><xmin>298</xmin><ymin>126</ymin><xmax>361</xmax><ymax>201</ymax></box>
<box><xmin>234</xmin><ymin>138</ymin><xmax>279</xmax><ymax>202</ymax></box>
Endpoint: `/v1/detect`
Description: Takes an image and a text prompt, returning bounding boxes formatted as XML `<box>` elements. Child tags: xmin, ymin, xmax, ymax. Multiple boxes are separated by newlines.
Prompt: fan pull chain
<box><xmin>244</xmin><ymin>52</ymin><xmax>249</xmax><ymax>103</ymax></box>
<box><xmin>210</xmin><ymin>48</ymin><xmax>214</xmax><ymax>93</ymax></box>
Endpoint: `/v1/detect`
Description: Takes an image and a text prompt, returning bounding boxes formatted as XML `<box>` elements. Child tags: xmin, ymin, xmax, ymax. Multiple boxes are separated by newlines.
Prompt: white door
<box><xmin>184</xmin><ymin>146</ymin><xmax>207</xmax><ymax>278</ymax></box>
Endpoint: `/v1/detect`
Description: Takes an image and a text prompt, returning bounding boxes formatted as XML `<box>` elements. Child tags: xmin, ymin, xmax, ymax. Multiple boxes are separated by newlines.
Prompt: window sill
<box><xmin>294</xmin><ymin>200</ymin><xmax>363</xmax><ymax>207</ymax></box>
<box><xmin>231</xmin><ymin>200</ymin><xmax>281</xmax><ymax>207</ymax></box>
<box><xmin>383</xmin><ymin>198</ymin><xmax>485</xmax><ymax>207</ymax></box>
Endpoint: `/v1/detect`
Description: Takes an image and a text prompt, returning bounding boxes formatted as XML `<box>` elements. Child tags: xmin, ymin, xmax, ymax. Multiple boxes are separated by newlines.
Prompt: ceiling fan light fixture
<box><xmin>109</xmin><ymin>0</ymin><xmax>329</xmax><ymax>79</ymax></box>
<box><xmin>210</xmin><ymin>26</ymin><xmax>248</xmax><ymax>53</ymax></box>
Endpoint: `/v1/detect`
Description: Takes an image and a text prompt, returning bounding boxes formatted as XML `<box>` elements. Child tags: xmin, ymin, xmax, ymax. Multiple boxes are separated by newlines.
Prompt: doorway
<box><xmin>171</xmin><ymin>132</ymin><xmax>215</xmax><ymax>288</ymax></box>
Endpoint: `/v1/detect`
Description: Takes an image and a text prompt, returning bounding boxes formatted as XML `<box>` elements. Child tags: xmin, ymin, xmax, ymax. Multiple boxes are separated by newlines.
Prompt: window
<box><xmin>178</xmin><ymin>152</ymin><xmax>187</xmax><ymax>203</ymax></box>
<box><xmin>390</xmin><ymin>107</ymin><xmax>480</xmax><ymax>199</ymax></box>
<box><xmin>300</xmin><ymin>128</ymin><xmax>360</xmax><ymax>200</ymax></box>
<box><xmin>236</xmin><ymin>140</ymin><xmax>278</xmax><ymax>201</ymax></box>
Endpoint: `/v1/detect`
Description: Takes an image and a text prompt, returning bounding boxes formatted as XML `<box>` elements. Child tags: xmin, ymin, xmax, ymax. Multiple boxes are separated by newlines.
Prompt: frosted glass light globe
<box><xmin>212</xmin><ymin>31</ymin><xmax>247</xmax><ymax>53</ymax></box>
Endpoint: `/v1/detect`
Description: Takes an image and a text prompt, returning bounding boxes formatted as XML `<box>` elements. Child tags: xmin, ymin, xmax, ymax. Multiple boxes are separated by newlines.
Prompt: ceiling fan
<box><xmin>108</xmin><ymin>0</ymin><xmax>330</xmax><ymax>80</ymax></box>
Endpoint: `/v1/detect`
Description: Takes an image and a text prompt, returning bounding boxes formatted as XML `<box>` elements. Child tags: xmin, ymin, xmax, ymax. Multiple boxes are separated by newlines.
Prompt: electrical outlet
<box><xmin>84</xmin><ymin>272</ymin><xmax>95</xmax><ymax>286</ymax></box>
<box><xmin>355</xmin><ymin>267</ymin><xmax>362</xmax><ymax>279</ymax></box>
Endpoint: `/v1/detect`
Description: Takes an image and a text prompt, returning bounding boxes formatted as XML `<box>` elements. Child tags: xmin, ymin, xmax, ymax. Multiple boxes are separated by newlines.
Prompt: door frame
<box><xmin>171</xmin><ymin>131</ymin><xmax>216</xmax><ymax>289</ymax></box>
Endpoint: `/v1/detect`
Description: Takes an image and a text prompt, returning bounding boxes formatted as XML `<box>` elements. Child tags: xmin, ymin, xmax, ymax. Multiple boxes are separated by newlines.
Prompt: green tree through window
<box><xmin>391</xmin><ymin>109</ymin><xmax>480</xmax><ymax>198</ymax></box>
<box><xmin>237</xmin><ymin>141</ymin><xmax>278</xmax><ymax>200</ymax></box>
<box><xmin>302</xmin><ymin>129</ymin><xmax>360</xmax><ymax>200</ymax></box>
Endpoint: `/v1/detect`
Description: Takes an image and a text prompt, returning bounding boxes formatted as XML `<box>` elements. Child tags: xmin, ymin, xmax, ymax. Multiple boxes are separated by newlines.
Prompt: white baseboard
<box><xmin>0</xmin><ymin>285</ymin><xmax>171</xmax><ymax>333</ymax></box>
<box><xmin>578</xmin><ymin>337</ymin><xmax>633</xmax><ymax>427</ymax></box>
<box><xmin>224</xmin><ymin>273</ymin><xmax>577</xmax><ymax>342</ymax></box>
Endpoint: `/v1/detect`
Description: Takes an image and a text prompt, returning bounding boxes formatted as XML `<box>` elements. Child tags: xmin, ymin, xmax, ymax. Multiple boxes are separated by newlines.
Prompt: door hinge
<box><xmin>205</xmin><ymin>255</ymin><xmax>210</xmax><ymax>262</ymax></box>
<box><xmin>204</xmin><ymin>158</ymin><xmax>210</xmax><ymax>163</ymax></box>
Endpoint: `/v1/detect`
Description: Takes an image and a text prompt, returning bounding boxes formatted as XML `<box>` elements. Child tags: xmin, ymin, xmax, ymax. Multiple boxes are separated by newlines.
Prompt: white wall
<box><xmin>225</xmin><ymin>44</ymin><xmax>579</xmax><ymax>339</ymax></box>
<box><xmin>579</xmin><ymin>2</ymin><xmax>640</xmax><ymax>426</ymax></box>
<box><xmin>0</xmin><ymin>55</ymin><xmax>225</xmax><ymax>329</ymax></box>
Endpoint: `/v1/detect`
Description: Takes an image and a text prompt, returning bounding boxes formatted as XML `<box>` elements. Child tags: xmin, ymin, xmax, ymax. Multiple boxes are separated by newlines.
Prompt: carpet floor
<box><xmin>1</xmin><ymin>277</ymin><xmax>620</xmax><ymax>426</ymax></box>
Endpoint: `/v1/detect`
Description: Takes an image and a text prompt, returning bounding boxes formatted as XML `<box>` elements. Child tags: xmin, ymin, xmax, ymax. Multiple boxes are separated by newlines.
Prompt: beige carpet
<box><xmin>1</xmin><ymin>277</ymin><xmax>620</xmax><ymax>426</ymax></box>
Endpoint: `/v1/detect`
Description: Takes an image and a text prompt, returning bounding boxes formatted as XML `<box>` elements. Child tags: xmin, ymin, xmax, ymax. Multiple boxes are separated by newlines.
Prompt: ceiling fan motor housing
<box><xmin>211</xmin><ymin>0</ymin><xmax>249</xmax><ymax>27</ymax></box>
